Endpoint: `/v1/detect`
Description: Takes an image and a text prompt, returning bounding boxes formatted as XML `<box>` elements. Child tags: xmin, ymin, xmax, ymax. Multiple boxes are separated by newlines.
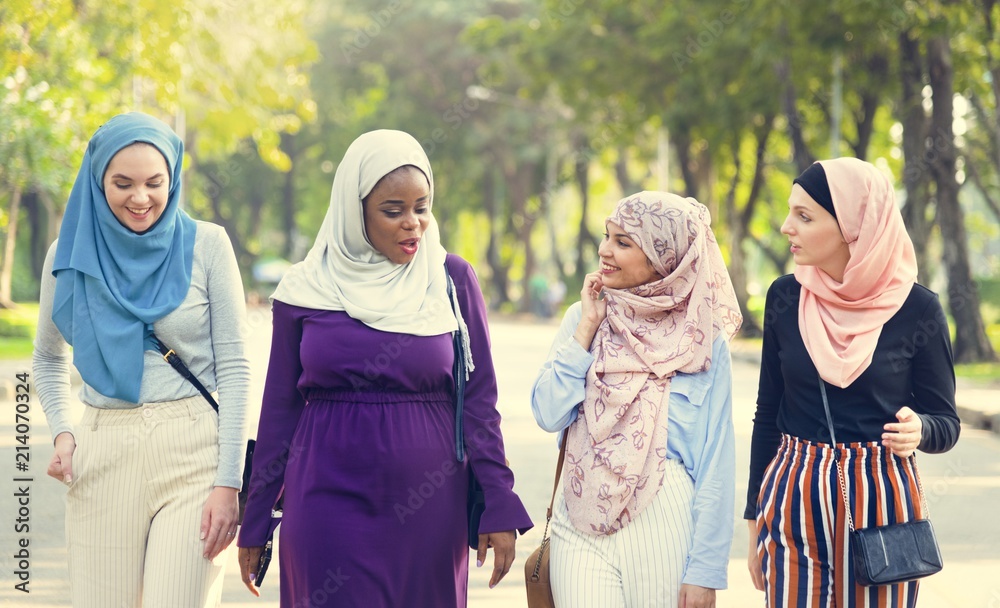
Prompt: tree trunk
<box><xmin>898</xmin><ymin>31</ymin><xmax>933</xmax><ymax>284</ymax></box>
<box><xmin>673</xmin><ymin>130</ymin><xmax>700</xmax><ymax>200</ymax></box>
<box><xmin>482</xmin><ymin>167</ymin><xmax>509</xmax><ymax>310</ymax></box>
<box><xmin>927</xmin><ymin>36</ymin><xmax>996</xmax><ymax>363</ymax></box>
<box><xmin>614</xmin><ymin>147</ymin><xmax>639</xmax><ymax>196</ymax></box>
<box><xmin>726</xmin><ymin>125</ymin><xmax>771</xmax><ymax>338</ymax></box>
<box><xmin>280</xmin><ymin>132</ymin><xmax>298</xmax><ymax>260</ymax></box>
<box><xmin>510</xmin><ymin>162</ymin><xmax>539</xmax><ymax>313</ymax></box>
<box><xmin>574</xmin><ymin>144</ymin><xmax>598</xmax><ymax>287</ymax></box>
<box><xmin>0</xmin><ymin>186</ymin><xmax>23</xmax><ymax>308</ymax></box>
<box><xmin>775</xmin><ymin>53</ymin><xmax>815</xmax><ymax>174</ymax></box>
<box><xmin>24</xmin><ymin>189</ymin><xmax>48</xmax><ymax>283</ymax></box>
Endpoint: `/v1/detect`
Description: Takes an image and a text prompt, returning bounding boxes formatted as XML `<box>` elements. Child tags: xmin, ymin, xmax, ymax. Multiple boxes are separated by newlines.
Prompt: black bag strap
<box><xmin>817</xmin><ymin>374</ymin><xmax>929</xmax><ymax>531</ymax></box>
<box><xmin>445</xmin><ymin>270</ymin><xmax>467</xmax><ymax>463</ymax></box>
<box><xmin>151</xmin><ymin>333</ymin><xmax>219</xmax><ymax>412</ymax></box>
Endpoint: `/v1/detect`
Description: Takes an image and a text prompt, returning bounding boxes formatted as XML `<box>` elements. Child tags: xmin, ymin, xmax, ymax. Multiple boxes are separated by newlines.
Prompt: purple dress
<box><xmin>239</xmin><ymin>255</ymin><xmax>532</xmax><ymax>607</ymax></box>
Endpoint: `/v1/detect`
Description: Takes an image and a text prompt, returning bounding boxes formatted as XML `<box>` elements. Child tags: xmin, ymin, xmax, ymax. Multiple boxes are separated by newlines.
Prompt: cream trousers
<box><xmin>65</xmin><ymin>396</ymin><xmax>227</xmax><ymax>607</ymax></box>
<box><xmin>550</xmin><ymin>458</ymin><xmax>696</xmax><ymax>608</ymax></box>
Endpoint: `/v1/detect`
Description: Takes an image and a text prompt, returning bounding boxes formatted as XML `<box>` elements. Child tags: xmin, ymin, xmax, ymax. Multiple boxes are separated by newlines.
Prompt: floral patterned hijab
<box><xmin>564</xmin><ymin>192</ymin><xmax>742</xmax><ymax>535</ymax></box>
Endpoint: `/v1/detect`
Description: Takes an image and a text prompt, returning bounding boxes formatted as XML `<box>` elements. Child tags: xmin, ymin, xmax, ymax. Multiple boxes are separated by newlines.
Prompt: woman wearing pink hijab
<box><xmin>745</xmin><ymin>158</ymin><xmax>960</xmax><ymax>607</ymax></box>
<box><xmin>532</xmin><ymin>192</ymin><xmax>742</xmax><ymax>607</ymax></box>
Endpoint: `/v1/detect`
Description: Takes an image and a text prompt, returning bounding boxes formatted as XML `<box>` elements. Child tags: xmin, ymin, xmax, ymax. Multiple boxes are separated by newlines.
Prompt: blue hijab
<box><xmin>51</xmin><ymin>112</ymin><xmax>196</xmax><ymax>403</ymax></box>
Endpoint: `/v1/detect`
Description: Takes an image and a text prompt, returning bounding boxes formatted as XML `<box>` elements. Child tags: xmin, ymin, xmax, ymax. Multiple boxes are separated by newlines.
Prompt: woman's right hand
<box><xmin>575</xmin><ymin>271</ymin><xmax>607</xmax><ymax>348</ymax></box>
<box><xmin>47</xmin><ymin>432</ymin><xmax>76</xmax><ymax>484</ymax></box>
<box><xmin>238</xmin><ymin>546</ymin><xmax>264</xmax><ymax>596</ymax></box>
<box><xmin>747</xmin><ymin>519</ymin><xmax>765</xmax><ymax>591</ymax></box>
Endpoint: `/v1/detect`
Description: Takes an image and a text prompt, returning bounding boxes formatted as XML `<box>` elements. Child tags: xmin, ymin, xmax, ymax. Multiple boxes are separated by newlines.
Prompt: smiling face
<box><xmin>597</xmin><ymin>220</ymin><xmax>662</xmax><ymax>289</ymax></box>
<box><xmin>102</xmin><ymin>143</ymin><xmax>170</xmax><ymax>234</ymax></box>
<box><xmin>782</xmin><ymin>184</ymin><xmax>851</xmax><ymax>281</ymax></box>
<box><xmin>362</xmin><ymin>165</ymin><xmax>431</xmax><ymax>264</ymax></box>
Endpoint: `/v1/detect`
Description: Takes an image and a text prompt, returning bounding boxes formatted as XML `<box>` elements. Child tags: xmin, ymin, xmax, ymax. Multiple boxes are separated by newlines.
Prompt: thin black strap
<box><xmin>446</xmin><ymin>271</ymin><xmax>466</xmax><ymax>463</ymax></box>
<box><xmin>151</xmin><ymin>333</ymin><xmax>219</xmax><ymax>412</ymax></box>
<box><xmin>817</xmin><ymin>374</ymin><xmax>836</xmax><ymax>445</ymax></box>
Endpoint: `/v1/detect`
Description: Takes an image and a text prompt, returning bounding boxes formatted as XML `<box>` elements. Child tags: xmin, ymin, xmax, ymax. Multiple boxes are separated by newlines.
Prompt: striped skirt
<box><xmin>755</xmin><ymin>434</ymin><xmax>924</xmax><ymax>608</ymax></box>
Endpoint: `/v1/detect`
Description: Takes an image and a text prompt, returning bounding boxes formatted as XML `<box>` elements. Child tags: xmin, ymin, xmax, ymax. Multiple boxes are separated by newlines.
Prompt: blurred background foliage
<box><xmin>1</xmin><ymin>0</ymin><xmax>999</xmax><ymax>363</ymax></box>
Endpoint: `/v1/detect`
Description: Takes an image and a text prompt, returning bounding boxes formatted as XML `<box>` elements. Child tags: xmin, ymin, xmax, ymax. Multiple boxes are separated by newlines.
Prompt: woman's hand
<box><xmin>47</xmin><ymin>432</ymin><xmax>76</xmax><ymax>484</ymax></box>
<box><xmin>201</xmin><ymin>486</ymin><xmax>239</xmax><ymax>560</ymax></box>
<box><xmin>575</xmin><ymin>271</ymin><xmax>607</xmax><ymax>348</ymax></box>
<box><xmin>679</xmin><ymin>584</ymin><xmax>715</xmax><ymax>607</ymax></box>
<box><xmin>747</xmin><ymin>519</ymin><xmax>765</xmax><ymax>591</ymax></box>
<box><xmin>883</xmin><ymin>406</ymin><xmax>923</xmax><ymax>458</ymax></box>
<box><xmin>239</xmin><ymin>546</ymin><xmax>264</xmax><ymax>596</ymax></box>
<box><xmin>476</xmin><ymin>530</ymin><xmax>516</xmax><ymax>589</ymax></box>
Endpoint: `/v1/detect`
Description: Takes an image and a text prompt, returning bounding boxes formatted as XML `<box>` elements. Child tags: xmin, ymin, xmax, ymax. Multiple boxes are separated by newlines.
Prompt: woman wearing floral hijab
<box><xmin>532</xmin><ymin>192</ymin><xmax>742</xmax><ymax>607</ymax></box>
<box><xmin>34</xmin><ymin>112</ymin><xmax>250</xmax><ymax>606</ymax></box>
<box><xmin>237</xmin><ymin>129</ymin><xmax>531</xmax><ymax>606</ymax></box>
<box><xmin>746</xmin><ymin>158</ymin><xmax>960</xmax><ymax>607</ymax></box>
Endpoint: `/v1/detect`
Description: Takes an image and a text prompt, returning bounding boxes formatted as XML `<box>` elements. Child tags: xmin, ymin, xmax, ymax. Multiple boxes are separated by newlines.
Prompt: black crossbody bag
<box><xmin>151</xmin><ymin>334</ymin><xmax>277</xmax><ymax>585</ymax></box>
<box><xmin>818</xmin><ymin>375</ymin><xmax>943</xmax><ymax>586</ymax></box>
<box><xmin>445</xmin><ymin>271</ymin><xmax>487</xmax><ymax>550</ymax></box>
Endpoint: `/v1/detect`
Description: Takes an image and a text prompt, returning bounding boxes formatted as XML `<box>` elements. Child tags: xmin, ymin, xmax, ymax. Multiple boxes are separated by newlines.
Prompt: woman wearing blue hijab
<box><xmin>33</xmin><ymin>112</ymin><xmax>250</xmax><ymax>607</ymax></box>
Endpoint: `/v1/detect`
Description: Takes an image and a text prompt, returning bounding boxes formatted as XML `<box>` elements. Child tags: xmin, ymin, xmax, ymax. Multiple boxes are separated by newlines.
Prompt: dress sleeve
<box><xmin>204</xmin><ymin>227</ymin><xmax>251</xmax><ymax>489</ymax></box>
<box><xmin>681</xmin><ymin>338</ymin><xmax>736</xmax><ymax>589</ymax></box>
<box><xmin>911</xmin><ymin>295</ymin><xmax>960</xmax><ymax>453</ymax></box>
<box><xmin>32</xmin><ymin>241</ymin><xmax>75</xmax><ymax>442</ymax></box>
<box><xmin>530</xmin><ymin>302</ymin><xmax>592</xmax><ymax>433</ymax></box>
<box><xmin>744</xmin><ymin>280</ymin><xmax>786</xmax><ymax>519</ymax></box>
<box><xmin>447</xmin><ymin>256</ymin><xmax>533</xmax><ymax>536</ymax></box>
<box><xmin>237</xmin><ymin>300</ymin><xmax>307</xmax><ymax>547</ymax></box>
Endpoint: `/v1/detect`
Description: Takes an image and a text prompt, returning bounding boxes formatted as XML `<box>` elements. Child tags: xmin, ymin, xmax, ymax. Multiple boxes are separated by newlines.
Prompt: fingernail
<box><xmin>200</xmin><ymin>533</ymin><xmax>206</xmax><ymax>540</ymax></box>
<box><xmin>489</xmin><ymin>582</ymin><xmax>496</xmax><ymax>589</ymax></box>
<box><xmin>64</xmin><ymin>475</ymin><xmax>72</xmax><ymax>484</ymax></box>
<box><xmin>249</xmin><ymin>573</ymin><xmax>256</xmax><ymax>582</ymax></box>
<box><xmin>477</xmin><ymin>560</ymin><xmax>483</xmax><ymax>568</ymax></box>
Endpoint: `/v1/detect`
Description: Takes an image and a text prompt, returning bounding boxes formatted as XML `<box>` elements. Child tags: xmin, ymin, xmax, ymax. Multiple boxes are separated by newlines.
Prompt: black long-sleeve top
<box><xmin>744</xmin><ymin>274</ymin><xmax>960</xmax><ymax>519</ymax></box>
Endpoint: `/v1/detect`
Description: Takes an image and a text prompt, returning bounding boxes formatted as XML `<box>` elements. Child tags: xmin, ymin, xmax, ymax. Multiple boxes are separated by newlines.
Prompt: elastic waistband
<box><xmin>779</xmin><ymin>433</ymin><xmax>888</xmax><ymax>457</ymax></box>
<box><xmin>82</xmin><ymin>395</ymin><xmax>215</xmax><ymax>428</ymax></box>
<box><xmin>304</xmin><ymin>390</ymin><xmax>452</xmax><ymax>406</ymax></box>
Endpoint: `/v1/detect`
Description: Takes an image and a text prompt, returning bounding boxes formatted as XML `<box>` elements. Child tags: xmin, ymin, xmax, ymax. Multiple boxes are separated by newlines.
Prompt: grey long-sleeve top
<box><xmin>32</xmin><ymin>221</ymin><xmax>250</xmax><ymax>489</ymax></box>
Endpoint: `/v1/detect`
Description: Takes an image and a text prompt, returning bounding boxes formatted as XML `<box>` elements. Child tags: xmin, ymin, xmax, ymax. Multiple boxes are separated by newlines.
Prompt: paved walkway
<box><xmin>2</xmin><ymin>311</ymin><xmax>998</xmax><ymax>606</ymax></box>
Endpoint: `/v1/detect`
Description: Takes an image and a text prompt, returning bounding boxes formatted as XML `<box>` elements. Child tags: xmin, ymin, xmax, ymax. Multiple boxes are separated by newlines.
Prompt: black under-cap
<box><xmin>793</xmin><ymin>162</ymin><xmax>836</xmax><ymax>219</ymax></box>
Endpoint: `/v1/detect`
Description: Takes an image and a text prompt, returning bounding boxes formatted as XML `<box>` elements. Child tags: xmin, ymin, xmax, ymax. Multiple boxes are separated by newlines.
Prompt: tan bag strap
<box><xmin>529</xmin><ymin>432</ymin><xmax>568</xmax><ymax>582</ymax></box>
<box><xmin>545</xmin><ymin>432</ymin><xmax>569</xmax><ymax>522</ymax></box>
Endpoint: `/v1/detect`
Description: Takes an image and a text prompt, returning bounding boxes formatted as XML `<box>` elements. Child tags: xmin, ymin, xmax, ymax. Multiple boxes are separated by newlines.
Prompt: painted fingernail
<box><xmin>249</xmin><ymin>573</ymin><xmax>256</xmax><ymax>582</ymax></box>
<box><xmin>477</xmin><ymin>560</ymin><xmax>483</xmax><ymax>568</ymax></box>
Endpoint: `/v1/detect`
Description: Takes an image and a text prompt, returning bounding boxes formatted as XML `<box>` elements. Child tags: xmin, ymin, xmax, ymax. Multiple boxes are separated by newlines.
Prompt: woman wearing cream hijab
<box><xmin>746</xmin><ymin>158</ymin><xmax>960</xmax><ymax>607</ymax></box>
<box><xmin>237</xmin><ymin>130</ymin><xmax>531</xmax><ymax>607</ymax></box>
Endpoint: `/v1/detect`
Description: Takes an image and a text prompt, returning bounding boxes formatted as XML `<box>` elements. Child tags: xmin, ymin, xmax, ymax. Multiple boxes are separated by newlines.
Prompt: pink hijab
<box><xmin>564</xmin><ymin>192</ymin><xmax>742</xmax><ymax>535</ymax></box>
<box><xmin>795</xmin><ymin>158</ymin><xmax>918</xmax><ymax>388</ymax></box>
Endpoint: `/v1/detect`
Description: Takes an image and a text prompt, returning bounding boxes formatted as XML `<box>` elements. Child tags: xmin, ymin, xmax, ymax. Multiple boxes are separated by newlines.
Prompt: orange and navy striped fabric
<box><xmin>755</xmin><ymin>434</ymin><xmax>924</xmax><ymax>608</ymax></box>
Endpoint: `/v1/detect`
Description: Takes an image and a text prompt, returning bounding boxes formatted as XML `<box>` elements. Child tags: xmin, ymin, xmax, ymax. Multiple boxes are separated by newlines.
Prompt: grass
<box><xmin>0</xmin><ymin>304</ymin><xmax>38</xmax><ymax>360</ymax></box>
<box><xmin>0</xmin><ymin>337</ymin><xmax>34</xmax><ymax>359</ymax></box>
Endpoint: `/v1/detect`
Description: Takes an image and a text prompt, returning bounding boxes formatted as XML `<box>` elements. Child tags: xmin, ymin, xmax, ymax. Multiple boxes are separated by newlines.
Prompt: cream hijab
<box><xmin>271</xmin><ymin>130</ymin><xmax>458</xmax><ymax>337</ymax></box>
<box><xmin>795</xmin><ymin>158</ymin><xmax>918</xmax><ymax>388</ymax></box>
<box><xmin>564</xmin><ymin>192</ymin><xmax>742</xmax><ymax>535</ymax></box>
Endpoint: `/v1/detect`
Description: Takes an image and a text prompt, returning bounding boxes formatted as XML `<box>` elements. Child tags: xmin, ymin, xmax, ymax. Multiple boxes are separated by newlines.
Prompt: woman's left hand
<box><xmin>476</xmin><ymin>530</ymin><xmax>516</xmax><ymax>589</ymax></box>
<box><xmin>201</xmin><ymin>486</ymin><xmax>239</xmax><ymax>559</ymax></box>
<box><xmin>679</xmin><ymin>583</ymin><xmax>716</xmax><ymax>607</ymax></box>
<box><xmin>883</xmin><ymin>406</ymin><xmax>923</xmax><ymax>458</ymax></box>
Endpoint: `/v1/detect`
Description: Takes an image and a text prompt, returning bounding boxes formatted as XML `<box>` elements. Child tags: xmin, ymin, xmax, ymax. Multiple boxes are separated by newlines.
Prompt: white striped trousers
<box><xmin>65</xmin><ymin>396</ymin><xmax>227</xmax><ymax>607</ymax></box>
<box><xmin>550</xmin><ymin>459</ymin><xmax>695</xmax><ymax>608</ymax></box>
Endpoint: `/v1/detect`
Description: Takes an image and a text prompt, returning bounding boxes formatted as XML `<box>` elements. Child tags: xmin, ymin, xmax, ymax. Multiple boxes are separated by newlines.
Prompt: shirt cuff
<box><xmin>682</xmin><ymin>563</ymin><xmax>728</xmax><ymax>590</ymax></box>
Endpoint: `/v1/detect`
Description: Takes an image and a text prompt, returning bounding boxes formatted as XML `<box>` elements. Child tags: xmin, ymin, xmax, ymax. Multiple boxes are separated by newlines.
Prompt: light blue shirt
<box><xmin>530</xmin><ymin>302</ymin><xmax>735</xmax><ymax>590</ymax></box>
